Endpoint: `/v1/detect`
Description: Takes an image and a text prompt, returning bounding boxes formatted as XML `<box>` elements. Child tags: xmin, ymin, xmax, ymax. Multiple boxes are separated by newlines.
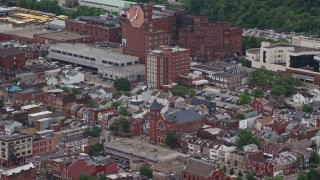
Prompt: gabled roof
<box><xmin>149</xmin><ymin>100</ymin><xmax>162</xmax><ymax>110</ymax></box>
<box><xmin>164</xmin><ymin>109</ymin><xmax>202</xmax><ymax>124</ymax></box>
<box><xmin>255</xmin><ymin>98</ymin><xmax>269</xmax><ymax>105</ymax></box>
<box><xmin>183</xmin><ymin>158</ymin><xmax>214</xmax><ymax>178</ymax></box>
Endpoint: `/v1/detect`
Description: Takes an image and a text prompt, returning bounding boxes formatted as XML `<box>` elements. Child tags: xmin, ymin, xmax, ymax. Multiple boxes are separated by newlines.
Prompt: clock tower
<box><xmin>149</xmin><ymin>100</ymin><xmax>162</xmax><ymax>143</ymax></box>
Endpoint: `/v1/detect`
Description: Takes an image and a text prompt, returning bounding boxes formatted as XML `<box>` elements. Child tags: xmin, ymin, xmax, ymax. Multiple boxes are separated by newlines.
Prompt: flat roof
<box><xmin>265</xmin><ymin>43</ymin><xmax>320</xmax><ymax>53</ymax></box>
<box><xmin>105</xmin><ymin>137</ymin><xmax>187</xmax><ymax>162</ymax></box>
<box><xmin>104</xmin><ymin>64</ymin><xmax>145</xmax><ymax>73</ymax></box>
<box><xmin>80</xmin><ymin>0</ymin><xmax>136</xmax><ymax>8</ymax></box>
<box><xmin>28</xmin><ymin>111</ymin><xmax>52</xmax><ymax>117</ymax></box>
<box><xmin>35</xmin><ymin>31</ymin><xmax>91</xmax><ymax>41</ymax></box>
<box><xmin>49</xmin><ymin>43</ymin><xmax>139</xmax><ymax>63</ymax></box>
<box><xmin>0</xmin><ymin>133</ymin><xmax>32</xmax><ymax>142</ymax></box>
<box><xmin>2</xmin><ymin>28</ymin><xmax>55</xmax><ymax>39</ymax></box>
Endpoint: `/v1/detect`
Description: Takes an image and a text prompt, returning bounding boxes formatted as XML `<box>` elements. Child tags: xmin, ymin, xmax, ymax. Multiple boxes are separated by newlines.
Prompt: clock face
<box><xmin>128</xmin><ymin>5</ymin><xmax>144</xmax><ymax>28</ymax></box>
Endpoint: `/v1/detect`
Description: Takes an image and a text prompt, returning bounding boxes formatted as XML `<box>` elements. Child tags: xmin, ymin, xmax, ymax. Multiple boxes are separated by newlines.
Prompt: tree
<box><xmin>246</xmin><ymin>173</ymin><xmax>255</xmax><ymax>180</ymax></box>
<box><xmin>238</xmin><ymin>170</ymin><xmax>243</xmax><ymax>177</ymax></box>
<box><xmin>252</xmin><ymin>88</ymin><xmax>264</xmax><ymax>98</ymax></box>
<box><xmin>297</xmin><ymin>173</ymin><xmax>308</xmax><ymax>180</ymax></box>
<box><xmin>139</xmin><ymin>165</ymin><xmax>153</xmax><ymax>178</ymax></box>
<box><xmin>234</xmin><ymin>113</ymin><xmax>245</xmax><ymax>120</ymax></box>
<box><xmin>120</xmin><ymin>118</ymin><xmax>130</xmax><ymax>134</ymax></box>
<box><xmin>164</xmin><ymin>130</ymin><xmax>176</xmax><ymax>148</ymax></box>
<box><xmin>0</xmin><ymin>100</ymin><xmax>5</xmax><ymax>108</ymax></box>
<box><xmin>297</xmin><ymin>155</ymin><xmax>303</xmax><ymax>171</ymax></box>
<box><xmin>79</xmin><ymin>174</ymin><xmax>97</xmax><ymax>180</ymax></box>
<box><xmin>88</xmin><ymin>143</ymin><xmax>104</xmax><ymax>156</ymax></box>
<box><xmin>83</xmin><ymin>126</ymin><xmax>102</xmax><ymax>138</ymax></box>
<box><xmin>171</xmin><ymin>85</ymin><xmax>196</xmax><ymax>98</ymax></box>
<box><xmin>307</xmin><ymin>169</ymin><xmax>320</xmax><ymax>180</ymax></box>
<box><xmin>71</xmin><ymin>88</ymin><xmax>81</xmax><ymax>95</ymax></box>
<box><xmin>302</xmin><ymin>104</ymin><xmax>313</xmax><ymax>113</ymax></box>
<box><xmin>310</xmin><ymin>141</ymin><xmax>317</xmax><ymax>150</ymax></box>
<box><xmin>111</xmin><ymin>101</ymin><xmax>121</xmax><ymax>109</ymax></box>
<box><xmin>270</xmin><ymin>85</ymin><xmax>286</xmax><ymax>97</ymax></box>
<box><xmin>230</xmin><ymin>168</ymin><xmax>235</xmax><ymax>175</ymax></box>
<box><xmin>119</xmin><ymin>107</ymin><xmax>131</xmax><ymax>116</ymax></box>
<box><xmin>236</xmin><ymin>129</ymin><xmax>260</xmax><ymax>150</ymax></box>
<box><xmin>239</xmin><ymin>92</ymin><xmax>251</xmax><ymax>105</ymax></box>
<box><xmin>266</xmin><ymin>177</ymin><xmax>283</xmax><ymax>180</ymax></box>
<box><xmin>309</xmin><ymin>151</ymin><xmax>320</xmax><ymax>167</ymax></box>
<box><xmin>222</xmin><ymin>165</ymin><xmax>226</xmax><ymax>173</ymax></box>
<box><xmin>113</xmin><ymin>78</ymin><xmax>131</xmax><ymax>91</ymax></box>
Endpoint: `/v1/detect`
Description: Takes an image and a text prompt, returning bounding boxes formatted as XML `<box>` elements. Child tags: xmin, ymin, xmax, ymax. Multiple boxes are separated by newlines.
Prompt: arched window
<box><xmin>157</xmin><ymin>121</ymin><xmax>164</xmax><ymax>129</ymax></box>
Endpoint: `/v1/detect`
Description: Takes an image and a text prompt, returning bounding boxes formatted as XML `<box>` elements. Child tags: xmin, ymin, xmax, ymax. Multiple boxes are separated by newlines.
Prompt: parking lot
<box><xmin>197</xmin><ymin>85</ymin><xmax>269</xmax><ymax>109</ymax></box>
<box><xmin>242</xmin><ymin>29</ymin><xmax>296</xmax><ymax>41</ymax></box>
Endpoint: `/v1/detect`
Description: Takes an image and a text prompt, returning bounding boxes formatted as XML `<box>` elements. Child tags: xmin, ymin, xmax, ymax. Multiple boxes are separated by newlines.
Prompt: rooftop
<box><xmin>0</xmin><ymin>48</ymin><xmax>24</xmax><ymax>57</ymax></box>
<box><xmin>0</xmin><ymin>133</ymin><xmax>31</xmax><ymax>142</ymax></box>
<box><xmin>35</xmin><ymin>31</ymin><xmax>91</xmax><ymax>41</ymax></box>
<box><xmin>79</xmin><ymin>0</ymin><xmax>136</xmax><ymax>8</ymax></box>
<box><xmin>164</xmin><ymin>109</ymin><xmax>202</xmax><ymax>124</ymax></box>
<box><xmin>50</xmin><ymin>43</ymin><xmax>139</xmax><ymax>63</ymax></box>
<box><xmin>183</xmin><ymin>158</ymin><xmax>215</xmax><ymax>178</ymax></box>
<box><xmin>105</xmin><ymin>137</ymin><xmax>187</xmax><ymax>162</ymax></box>
<box><xmin>2</xmin><ymin>27</ymin><xmax>55</xmax><ymax>39</ymax></box>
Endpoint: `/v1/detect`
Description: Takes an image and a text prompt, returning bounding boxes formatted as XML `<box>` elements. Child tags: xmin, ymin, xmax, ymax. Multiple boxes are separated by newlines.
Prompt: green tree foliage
<box><xmin>68</xmin><ymin>6</ymin><xmax>107</xmax><ymax>18</ymax></box>
<box><xmin>179</xmin><ymin>0</ymin><xmax>320</xmax><ymax>35</ymax></box>
<box><xmin>79</xmin><ymin>174</ymin><xmax>98</xmax><ymax>180</ymax></box>
<box><xmin>236</xmin><ymin>129</ymin><xmax>260</xmax><ymax>150</ymax></box>
<box><xmin>18</xmin><ymin>0</ymin><xmax>63</xmax><ymax>14</ymax></box>
<box><xmin>266</xmin><ymin>177</ymin><xmax>283</xmax><ymax>180</ymax></box>
<box><xmin>111</xmin><ymin>101</ymin><xmax>121</xmax><ymax>109</ymax></box>
<box><xmin>309</xmin><ymin>151</ymin><xmax>320</xmax><ymax>168</ymax></box>
<box><xmin>252</xmin><ymin>88</ymin><xmax>264</xmax><ymax>98</ymax></box>
<box><xmin>246</xmin><ymin>173</ymin><xmax>255</xmax><ymax>180</ymax></box>
<box><xmin>164</xmin><ymin>130</ymin><xmax>176</xmax><ymax>148</ymax></box>
<box><xmin>297</xmin><ymin>173</ymin><xmax>308</xmax><ymax>180</ymax></box>
<box><xmin>307</xmin><ymin>169</ymin><xmax>320</xmax><ymax>180</ymax></box>
<box><xmin>222</xmin><ymin>165</ymin><xmax>226</xmax><ymax>173</ymax></box>
<box><xmin>242</xmin><ymin>36</ymin><xmax>288</xmax><ymax>52</ymax></box>
<box><xmin>83</xmin><ymin>126</ymin><xmax>102</xmax><ymax>138</ymax></box>
<box><xmin>0</xmin><ymin>100</ymin><xmax>4</xmax><ymax>108</ymax></box>
<box><xmin>120</xmin><ymin>118</ymin><xmax>130</xmax><ymax>134</ymax></box>
<box><xmin>230</xmin><ymin>168</ymin><xmax>235</xmax><ymax>175</ymax></box>
<box><xmin>113</xmin><ymin>78</ymin><xmax>131</xmax><ymax>91</ymax></box>
<box><xmin>118</xmin><ymin>107</ymin><xmax>131</xmax><ymax>116</ymax></box>
<box><xmin>239</xmin><ymin>92</ymin><xmax>251</xmax><ymax>105</ymax></box>
<box><xmin>238</xmin><ymin>170</ymin><xmax>243</xmax><ymax>177</ymax></box>
<box><xmin>234</xmin><ymin>113</ymin><xmax>245</xmax><ymax>120</ymax></box>
<box><xmin>139</xmin><ymin>165</ymin><xmax>153</xmax><ymax>178</ymax></box>
<box><xmin>171</xmin><ymin>85</ymin><xmax>196</xmax><ymax>98</ymax></box>
<box><xmin>71</xmin><ymin>88</ymin><xmax>81</xmax><ymax>95</ymax></box>
<box><xmin>302</xmin><ymin>103</ymin><xmax>314</xmax><ymax>113</ymax></box>
<box><xmin>250</xmin><ymin>67</ymin><xmax>302</xmax><ymax>97</ymax></box>
<box><xmin>88</xmin><ymin>143</ymin><xmax>104</xmax><ymax>156</ymax></box>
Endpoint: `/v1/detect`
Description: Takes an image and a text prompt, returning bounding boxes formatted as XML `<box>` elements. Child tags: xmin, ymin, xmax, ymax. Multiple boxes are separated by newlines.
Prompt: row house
<box><xmin>261</xmin><ymin>142</ymin><xmax>291</xmax><ymax>158</ymax></box>
<box><xmin>12</xmin><ymin>87</ymin><xmax>42</xmax><ymax>105</ymax></box>
<box><xmin>40</xmin><ymin>156</ymin><xmax>117</xmax><ymax>180</ymax></box>
<box><xmin>229</xmin><ymin>151</ymin><xmax>246</xmax><ymax>169</ymax></box>
<box><xmin>252</xmin><ymin>98</ymin><xmax>277</xmax><ymax>116</ymax></box>
<box><xmin>42</xmin><ymin>91</ymin><xmax>76</xmax><ymax>111</ymax></box>
<box><xmin>128</xmin><ymin>117</ymin><xmax>144</xmax><ymax>137</ymax></box>
<box><xmin>177</xmin><ymin>133</ymin><xmax>194</xmax><ymax>153</ymax></box>
<box><xmin>293</xmin><ymin>92</ymin><xmax>315</xmax><ymax>104</ymax></box>
<box><xmin>89</xmin><ymin>107</ymin><xmax>116</xmax><ymax>125</ymax></box>
<box><xmin>217</xmin><ymin>145</ymin><xmax>236</xmax><ymax>163</ymax></box>
<box><xmin>32</xmin><ymin>130</ymin><xmax>57</xmax><ymax>156</ymax></box>
<box><xmin>243</xmin><ymin>152</ymin><xmax>269</xmax><ymax>177</ymax></box>
<box><xmin>268</xmin><ymin>152</ymin><xmax>297</xmax><ymax>177</ymax></box>
<box><xmin>69</xmin><ymin>104</ymin><xmax>85</xmax><ymax>119</ymax></box>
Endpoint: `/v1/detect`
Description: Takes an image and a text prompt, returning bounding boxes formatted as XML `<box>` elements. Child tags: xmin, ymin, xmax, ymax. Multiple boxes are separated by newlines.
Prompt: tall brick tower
<box><xmin>149</xmin><ymin>100</ymin><xmax>162</xmax><ymax>143</ymax></box>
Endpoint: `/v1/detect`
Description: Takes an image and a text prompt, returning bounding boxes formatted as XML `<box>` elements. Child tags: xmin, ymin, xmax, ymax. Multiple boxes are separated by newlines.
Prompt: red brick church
<box><xmin>149</xmin><ymin>100</ymin><xmax>204</xmax><ymax>144</ymax></box>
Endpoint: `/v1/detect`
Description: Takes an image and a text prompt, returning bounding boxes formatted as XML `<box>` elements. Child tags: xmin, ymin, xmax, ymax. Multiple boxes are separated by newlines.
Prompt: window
<box><xmin>67</xmin><ymin>53</ymin><xmax>72</xmax><ymax>56</ymax></box>
<box><xmin>90</xmin><ymin>58</ymin><xmax>95</xmax><ymax>61</ymax></box>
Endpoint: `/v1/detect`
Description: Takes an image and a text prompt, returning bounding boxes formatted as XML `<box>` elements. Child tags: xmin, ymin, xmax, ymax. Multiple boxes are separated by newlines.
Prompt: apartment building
<box><xmin>146</xmin><ymin>46</ymin><xmax>190</xmax><ymax>89</ymax></box>
<box><xmin>0</xmin><ymin>133</ymin><xmax>33</xmax><ymax>165</ymax></box>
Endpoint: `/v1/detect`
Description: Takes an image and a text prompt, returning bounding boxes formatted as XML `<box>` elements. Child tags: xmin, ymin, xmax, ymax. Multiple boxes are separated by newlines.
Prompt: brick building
<box><xmin>128</xmin><ymin>118</ymin><xmax>144</xmax><ymax>137</ymax></box>
<box><xmin>0</xmin><ymin>163</ymin><xmax>36</xmax><ymax>180</ymax></box>
<box><xmin>146</xmin><ymin>46</ymin><xmax>190</xmax><ymax>89</ymax></box>
<box><xmin>252</xmin><ymin>98</ymin><xmax>277</xmax><ymax>116</ymax></box>
<box><xmin>149</xmin><ymin>100</ymin><xmax>203</xmax><ymax>144</ymax></box>
<box><xmin>40</xmin><ymin>156</ymin><xmax>117</xmax><ymax>180</ymax></box>
<box><xmin>177</xmin><ymin>15</ymin><xmax>242</xmax><ymax>62</ymax></box>
<box><xmin>181</xmin><ymin>158</ymin><xmax>229</xmax><ymax>180</ymax></box>
<box><xmin>42</xmin><ymin>91</ymin><xmax>76</xmax><ymax>111</ymax></box>
<box><xmin>0</xmin><ymin>48</ymin><xmax>26</xmax><ymax>72</ymax></box>
<box><xmin>12</xmin><ymin>87</ymin><xmax>42</xmax><ymax>105</ymax></box>
<box><xmin>89</xmin><ymin>107</ymin><xmax>116</xmax><ymax>125</ymax></box>
<box><xmin>32</xmin><ymin>130</ymin><xmax>57</xmax><ymax>156</ymax></box>
<box><xmin>65</xmin><ymin>16</ymin><xmax>122</xmax><ymax>43</ymax></box>
<box><xmin>122</xmin><ymin>4</ymin><xmax>183</xmax><ymax>63</ymax></box>
<box><xmin>33</xmin><ymin>31</ymin><xmax>94</xmax><ymax>44</ymax></box>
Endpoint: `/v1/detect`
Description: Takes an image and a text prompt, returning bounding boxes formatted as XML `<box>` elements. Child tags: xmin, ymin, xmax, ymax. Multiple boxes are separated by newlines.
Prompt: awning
<box><xmin>192</xmin><ymin>79</ymin><xmax>208</xmax><ymax>85</ymax></box>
